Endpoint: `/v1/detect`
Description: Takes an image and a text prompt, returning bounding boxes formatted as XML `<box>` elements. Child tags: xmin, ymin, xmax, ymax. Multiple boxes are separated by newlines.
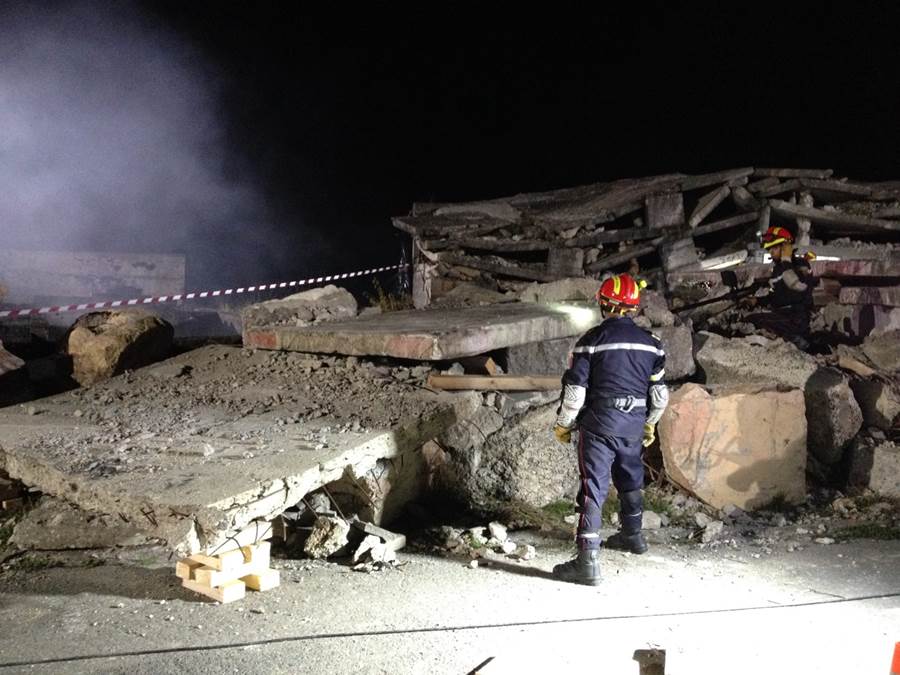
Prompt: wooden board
<box><xmin>242</xmin><ymin>569</ymin><xmax>281</xmax><ymax>592</ymax></box>
<box><xmin>195</xmin><ymin>543</ymin><xmax>271</xmax><ymax>587</ymax></box>
<box><xmin>182</xmin><ymin>578</ymin><xmax>246</xmax><ymax>604</ymax></box>
<box><xmin>175</xmin><ymin>558</ymin><xmax>204</xmax><ymax>581</ymax></box>
<box><xmin>427</xmin><ymin>374</ymin><xmax>559</xmax><ymax>391</ymax></box>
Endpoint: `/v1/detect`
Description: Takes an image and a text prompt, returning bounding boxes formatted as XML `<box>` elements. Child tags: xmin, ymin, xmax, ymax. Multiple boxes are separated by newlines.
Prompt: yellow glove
<box><xmin>642</xmin><ymin>422</ymin><xmax>656</xmax><ymax>447</ymax></box>
<box><xmin>553</xmin><ymin>424</ymin><xmax>572</xmax><ymax>444</ymax></box>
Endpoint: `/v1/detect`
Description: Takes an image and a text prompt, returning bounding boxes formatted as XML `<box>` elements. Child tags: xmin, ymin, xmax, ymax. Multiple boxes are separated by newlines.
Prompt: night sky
<box><xmin>134</xmin><ymin>4</ymin><xmax>900</xmax><ymax>279</ymax></box>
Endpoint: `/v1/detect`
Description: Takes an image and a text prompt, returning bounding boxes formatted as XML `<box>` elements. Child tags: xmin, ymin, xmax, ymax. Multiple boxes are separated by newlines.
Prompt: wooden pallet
<box><xmin>176</xmin><ymin>538</ymin><xmax>279</xmax><ymax>604</ymax></box>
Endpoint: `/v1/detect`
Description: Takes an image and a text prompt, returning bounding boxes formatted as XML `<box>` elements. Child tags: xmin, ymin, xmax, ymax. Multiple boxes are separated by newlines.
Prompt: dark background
<box><xmin>143</xmin><ymin>3</ymin><xmax>900</xmax><ymax>279</ymax></box>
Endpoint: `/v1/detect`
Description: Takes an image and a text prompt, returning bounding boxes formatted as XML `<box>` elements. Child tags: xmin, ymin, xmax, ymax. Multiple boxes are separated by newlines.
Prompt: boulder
<box><xmin>849</xmin><ymin>379</ymin><xmax>900</xmax><ymax>431</ymax></box>
<box><xmin>861</xmin><ymin>330</ymin><xmax>900</xmax><ymax>372</ymax></box>
<box><xmin>505</xmin><ymin>337</ymin><xmax>576</xmax><ymax>376</ymax></box>
<box><xmin>518</xmin><ymin>278</ymin><xmax>599</xmax><ymax>304</ymax></box>
<box><xmin>10</xmin><ymin>497</ymin><xmax>156</xmax><ymax>550</ymax></box>
<box><xmin>848</xmin><ymin>441</ymin><xmax>900</xmax><ymax>499</ymax></box>
<box><xmin>658</xmin><ymin>383</ymin><xmax>807</xmax><ymax>510</ymax></box>
<box><xmin>694</xmin><ymin>333</ymin><xmax>862</xmax><ymax>464</ymax></box>
<box><xmin>241</xmin><ymin>284</ymin><xmax>357</xmax><ymax>332</ymax></box>
<box><xmin>66</xmin><ymin>310</ymin><xmax>173</xmax><ymax>386</ymax></box>
<box><xmin>653</xmin><ymin>324</ymin><xmax>695</xmax><ymax>380</ymax></box>
<box><xmin>437</xmin><ymin>404</ymin><xmax>579</xmax><ymax>510</ymax></box>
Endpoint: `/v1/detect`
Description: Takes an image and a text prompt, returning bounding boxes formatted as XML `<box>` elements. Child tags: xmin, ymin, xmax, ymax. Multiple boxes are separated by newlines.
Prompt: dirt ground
<box><xmin>0</xmin><ymin>527</ymin><xmax>898</xmax><ymax>675</ymax></box>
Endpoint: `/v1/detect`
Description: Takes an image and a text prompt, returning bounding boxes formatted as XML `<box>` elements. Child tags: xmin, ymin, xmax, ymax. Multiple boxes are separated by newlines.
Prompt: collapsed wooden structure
<box><xmin>394</xmin><ymin>167</ymin><xmax>900</xmax><ymax>307</ymax></box>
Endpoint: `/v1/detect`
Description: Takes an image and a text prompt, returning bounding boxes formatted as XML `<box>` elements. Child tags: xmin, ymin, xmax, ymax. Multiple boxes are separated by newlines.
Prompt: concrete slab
<box><xmin>0</xmin><ymin>345</ymin><xmax>481</xmax><ymax>555</ymax></box>
<box><xmin>243</xmin><ymin>302</ymin><xmax>603</xmax><ymax>360</ymax></box>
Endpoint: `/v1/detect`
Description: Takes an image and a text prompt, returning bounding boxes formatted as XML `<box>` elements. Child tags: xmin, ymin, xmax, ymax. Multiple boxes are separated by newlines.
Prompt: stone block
<box><xmin>849</xmin><ymin>379</ymin><xmax>900</xmax><ymax>430</ymax></box>
<box><xmin>862</xmin><ymin>330</ymin><xmax>900</xmax><ymax>372</ymax></box>
<box><xmin>653</xmin><ymin>325</ymin><xmax>695</xmax><ymax>381</ymax></box>
<box><xmin>658</xmin><ymin>383</ymin><xmax>807</xmax><ymax>510</ymax></box>
<box><xmin>506</xmin><ymin>337</ymin><xmax>576</xmax><ymax>376</ymax></box>
<box><xmin>848</xmin><ymin>441</ymin><xmax>900</xmax><ymax>499</ymax></box>
<box><xmin>645</xmin><ymin>192</ymin><xmax>685</xmax><ymax>230</ymax></box>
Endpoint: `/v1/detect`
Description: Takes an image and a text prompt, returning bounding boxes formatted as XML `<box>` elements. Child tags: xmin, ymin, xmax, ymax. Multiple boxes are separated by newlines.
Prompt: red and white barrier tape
<box><xmin>0</xmin><ymin>263</ymin><xmax>407</xmax><ymax>319</ymax></box>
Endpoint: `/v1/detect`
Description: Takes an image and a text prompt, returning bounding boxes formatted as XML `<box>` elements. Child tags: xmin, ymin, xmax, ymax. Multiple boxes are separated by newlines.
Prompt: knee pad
<box><xmin>619</xmin><ymin>489</ymin><xmax>643</xmax><ymax>516</ymax></box>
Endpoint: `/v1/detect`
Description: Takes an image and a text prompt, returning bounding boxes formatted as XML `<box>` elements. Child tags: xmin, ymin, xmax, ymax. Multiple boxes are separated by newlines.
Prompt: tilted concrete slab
<box><xmin>0</xmin><ymin>345</ymin><xmax>481</xmax><ymax>555</ymax></box>
<box><xmin>243</xmin><ymin>302</ymin><xmax>603</xmax><ymax>360</ymax></box>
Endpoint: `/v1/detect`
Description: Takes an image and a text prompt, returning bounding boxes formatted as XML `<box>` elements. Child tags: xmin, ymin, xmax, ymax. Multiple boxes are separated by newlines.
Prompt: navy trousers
<box><xmin>575</xmin><ymin>427</ymin><xmax>644</xmax><ymax>550</ymax></box>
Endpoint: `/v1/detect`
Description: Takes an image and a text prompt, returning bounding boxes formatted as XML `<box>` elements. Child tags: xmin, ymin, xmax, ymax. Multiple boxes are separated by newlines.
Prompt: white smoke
<box><xmin>0</xmin><ymin>2</ymin><xmax>278</xmax><ymax>286</ymax></box>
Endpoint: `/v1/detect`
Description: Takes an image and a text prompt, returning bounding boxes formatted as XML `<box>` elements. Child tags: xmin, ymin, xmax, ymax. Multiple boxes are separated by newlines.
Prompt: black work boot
<box><xmin>552</xmin><ymin>549</ymin><xmax>602</xmax><ymax>586</ymax></box>
<box><xmin>604</xmin><ymin>530</ymin><xmax>648</xmax><ymax>554</ymax></box>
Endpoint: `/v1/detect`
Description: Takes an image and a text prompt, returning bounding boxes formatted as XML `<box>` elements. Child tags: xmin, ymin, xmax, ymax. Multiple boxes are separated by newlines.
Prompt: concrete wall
<box><xmin>0</xmin><ymin>250</ymin><xmax>186</xmax><ymax>306</ymax></box>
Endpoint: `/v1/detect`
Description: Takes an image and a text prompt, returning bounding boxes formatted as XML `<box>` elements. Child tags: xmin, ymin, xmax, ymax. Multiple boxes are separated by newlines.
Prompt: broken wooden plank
<box><xmin>439</xmin><ymin>254</ymin><xmax>556</xmax><ymax>282</ymax></box>
<box><xmin>770</xmin><ymin>200</ymin><xmax>900</xmax><ymax>233</ymax></box>
<box><xmin>798</xmin><ymin>178</ymin><xmax>873</xmax><ymax>199</ymax></box>
<box><xmin>837</xmin><ymin>354</ymin><xmax>877</xmax><ymax>378</ymax></box>
<box><xmin>426</xmin><ymin>374</ymin><xmax>560</xmax><ymax>391</ymax></box>
<box><xmin>564</xmin><ymin>226</ymin><xmax>659</xmax><ymax>248</ymax></box>
<box><xmin>182</xmin><ymin>578</ymin><xmax>246</xmax><ymax>604</ymax></box>
<box><xmin>679</xmin><ymin>167</ymin><xmax>753</xmax><ymax>191</ymax></box>
<box><xmin>645</xmin><ymin>192</ymin><xmax>685</xmax><ymax>230</ymax></box>
<box><xmin>753</xmin><ymin>168</ymin><xmax>834</xmax><ymax>179</ymax></box>
<box><xmin>755</xmin><ymin>178</ymin><xmax>802</xmax><ymax>198</ymax></box>
<box><xmin>584</xmin><ymin>240</ymin><xmax>662</xmax><ymax>273</ymax></box>
<box><xmin>746</xmin><ymin>177</ymin><xmax>780</xmax><ymax>193</ymax></box>
<box><xmin>692</xmin><ymin>211</ymin><xmax>759</xmax><ymax>237</ymax></box>
<box><xmin>688</xmin><ymin>185</ymin><xmax>730</xmax><ymax>227</ymax></box>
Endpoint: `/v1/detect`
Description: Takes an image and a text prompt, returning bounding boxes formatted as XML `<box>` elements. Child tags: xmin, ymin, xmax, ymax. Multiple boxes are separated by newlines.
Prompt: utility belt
<box><xmin>590</xmin><ymin>395</ymin><xmax>646</xmax><ymax>413</ymax></box>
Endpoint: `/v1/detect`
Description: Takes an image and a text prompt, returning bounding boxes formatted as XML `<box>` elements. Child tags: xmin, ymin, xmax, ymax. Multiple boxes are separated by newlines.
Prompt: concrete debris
<box><xmin>9</xmin><ymin>497</ymin><xmax>157</xmax><ymax>551</ymax></box>
<box><xmin>848</xmin><ymin>441</ymin><xmax>900</xmax><ymax>499</ymax></box>
<box><xmin>499</xmin><ymin>540</ymin><xmax>517</xmax><ymax>555</ymax></box>
<box><xmin>0</xmin><ymin>340</ymin><xmax>25</xmax><ymax>378</ymax></box>
<box><xmin>700</xmin><ymin>519</ymin><xmax>725</xmax><ymax>543</ymax></box>
<box><xmin>658</xmin><ymin>383</ymin><xmax>807</xmax><ymax>510</ymax></box>
<box><xmin>505</xmin><ymin>337</ymin><xmax>575</xmax><ymax>376</ymax></box>
<box><xmin>640</xmin><ymin>291</ymin><xmax>676</xmax><ymax>327</ymax></box>
<box><xmin>241</xmin><ymin>284</ymin><xmax>358</xmax><ymax>333</ymax></box>
<box><xmin>303</xmin><ymin>516</ymin><xmax>351</xmax><ymax>559</ymax></box>
<box><xmin>804</xmin><ymin>370</ymin><xmax>863</xmax><ymax>465</ymax></box>
<box><xmin>642</xmin><ymin>511</ymin><xmax>663</xmax><ymax>530</ymax></box>
<box><xmin>518</xmin><ymin>278</ymin><xmax>602</xmax><ymax>304</ymax></box>
<box><xmin>515</xmin><ymin>544</ymin><xmax>536</xmax><ymax>560</ymax></box>
<box><xmin>849</xmin><ymin>379</ymin><xmax>900</xmax><ymax>431</ymax></box>
<box><xmin>861</xmin><ymin>330</ymin><xmax>900</xmax><ymax>372</ymax></box>
<box><xmin>66</xmin><ymin>310</ymin><xmax>173</xmax><ymax>386</ymax></box>
<box><xmin>652</xmin><ymin>324</ymin><xmax>696</xmax><ymax>380</ymax></box>
<box><xmin>487</xmin><ymin>521</ymin><xmax>508</xmax><ymax>542</ymax></box>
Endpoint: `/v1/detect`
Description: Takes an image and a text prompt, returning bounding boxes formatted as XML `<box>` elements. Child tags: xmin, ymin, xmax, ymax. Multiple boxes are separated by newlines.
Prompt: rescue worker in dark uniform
<box><xmin>551</xmin><ymin>273</ymin><xmax>669</xmax><ymax>585</ymax></box>
<box><xmin>746</xmin><ymin>225</ymin><xmax>818</xmax><ymax>346</ymax></box>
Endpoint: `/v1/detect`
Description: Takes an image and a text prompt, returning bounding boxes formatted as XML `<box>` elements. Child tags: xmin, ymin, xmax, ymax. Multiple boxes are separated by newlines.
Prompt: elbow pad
<box><xmin>556</xmin><ymin>384</ymin><xmax>586</xmax><ymax>429</ymax></box>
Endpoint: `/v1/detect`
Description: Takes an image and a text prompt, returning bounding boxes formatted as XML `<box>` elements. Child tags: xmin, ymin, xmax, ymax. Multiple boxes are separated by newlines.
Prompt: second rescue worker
<box><xmin>551</xmin><ymin>273</ymin><xmax>669</xmax><ymax>585</ymax></box>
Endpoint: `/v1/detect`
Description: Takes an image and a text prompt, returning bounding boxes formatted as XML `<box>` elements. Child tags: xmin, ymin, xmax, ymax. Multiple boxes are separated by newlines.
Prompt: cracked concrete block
<box><xmin>241</xmin><ymin>284</ymin><xmax>357</xmax><ymax>333</ymax></box>
<box><xmin>303</xmin><ymin>516</ymin><xmax>350</xmax><ymax>559</ymax></box>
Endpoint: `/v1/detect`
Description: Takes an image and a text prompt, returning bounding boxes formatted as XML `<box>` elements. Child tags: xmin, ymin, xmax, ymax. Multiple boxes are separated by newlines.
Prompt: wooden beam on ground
<box><xmin>688</xmin><ymin>185</ymin><xmax>730</xmax><ymax>227</ymax></box>
<box><xmin>182</xmin><ymin>578</ymin><xmax>246</xmax><ymax>604</ymax></box>
<box><xmin>770</xmin><ymin>200</ymin><xmax>900</xmax><ymax>233</ymax></box>
<box><xmin>755</xmin><ymin>178</ymin><xmax>802</xmax><ymax>198</ymax></box>
<box><xmin>439</xmin><ymin>254</ymin><xmax>556</xmax><ymax>282</ymax></box>
<box><xmin>584</xmin><ymin>240</ymin><xmax>663</xmax><ymax>273</ymax></box>
<box><xmin>679</xmin><ymin>167</ymin><xmax>753</xmax><ymax>191</ymax></box>
<box><xmin>753</xmin><ymin>168</ymin><xmax>834</xmax><ymax>179</ymax></box>
<box><xmin>692</xmin><ymin>211</ymin><xmax>759</xmax><ymax>237</ymax></box>
<box><xmin>426</xmin><ymin>374</ymin><xmax>560</xmax><ymax>391</ymax></box>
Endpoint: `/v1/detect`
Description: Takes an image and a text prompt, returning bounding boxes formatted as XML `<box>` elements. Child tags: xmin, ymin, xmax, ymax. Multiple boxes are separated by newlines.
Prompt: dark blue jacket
<box><xmin>562</xmin><ymin>316</ymin><xmax>665</xmax><ymax>439</ymax></box>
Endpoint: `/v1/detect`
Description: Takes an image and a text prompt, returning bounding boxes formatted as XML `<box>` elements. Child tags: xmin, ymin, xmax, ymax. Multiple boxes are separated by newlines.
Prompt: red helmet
<box><xmin>761</xmin><ymin>225</ymin><xmax>794</xmax><ymax>249</ymax></box>
<box><xmin>596</xmin><ymin>273</ymin><xmax>644</xmax><ymax>312</ymax></box>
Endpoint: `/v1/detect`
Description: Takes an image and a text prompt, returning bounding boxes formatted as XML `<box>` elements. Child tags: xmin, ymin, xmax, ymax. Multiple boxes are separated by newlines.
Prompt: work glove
<box><xmin>642</xmin><ymin>422</ymin><xmax>656</xmax><ymax>448</ymax></box>
<box><xmin>553</xmin><ymin>424</ymin><xmax>572</xmax><ymax>445</ymax></box>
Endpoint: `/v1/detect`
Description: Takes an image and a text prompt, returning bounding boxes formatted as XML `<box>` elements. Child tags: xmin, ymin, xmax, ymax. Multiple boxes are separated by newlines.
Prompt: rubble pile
<box><xmin>396</xmin><ymin>167</ymin><xmax>900</xmax><ymax>310</ymax></box>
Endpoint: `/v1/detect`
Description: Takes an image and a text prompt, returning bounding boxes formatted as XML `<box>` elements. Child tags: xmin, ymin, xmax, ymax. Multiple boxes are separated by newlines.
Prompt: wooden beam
<box><xmin>688</xmin><ymin>185</ymin><xmax>730</xmax><ymax>227</ymax></box>
<box><xmin>182</xmin><ymin>578</ymin><xmax>246</xmax><ymax>604</ymax></box>
<box><xmin>692</xmin><ymin>211</ymin><xmax>759</xmax><ymax>237</ymax></box>
<box><xmin>564</xmin><ymin>226</ymin><xmax>659</xmax><ymax>248</ymax></box>
<box><xmin>584</xmin><ymin>240</ymin><xmax>663</xmax><ymax>273</ymax></box>
<box><xmin>769</xmin><ymin>200</ymin><xmax>900</xmax><ymax>232</ymax></box>
<box><xmin>753</xmin><ymin>168</ymin><xmax>834</xmax><ymax>179</ymax></box>
<box><xmin>439</xmin><ymin>254</ymin><xmax>556</xmax><ymax>282</ymax></box>
<box><xmin>427</xmin><ymin>374</ymin><xmax>560</xmax><ymax>391</ymax></box>
<box><xmin>755</xmin><ymin>178</ymin><xmax>802</xmax><ymax>198</ymax></box>
<box><xmin>679</xmin><ymin>167</ymin><xmax>753</xmax><ymax>191</ymax></box>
